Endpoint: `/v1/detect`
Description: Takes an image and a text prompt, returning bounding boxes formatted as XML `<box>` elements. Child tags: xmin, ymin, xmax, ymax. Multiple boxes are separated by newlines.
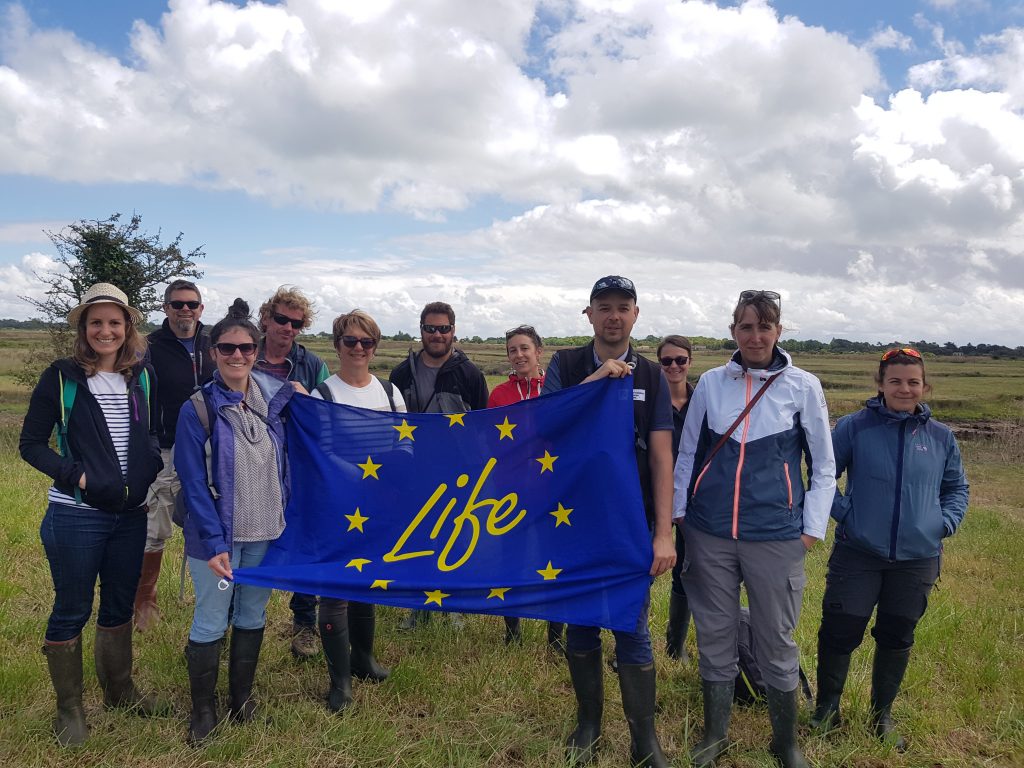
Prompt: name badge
<box><xmin>633</xmin><ymin>389</ymin><xmax>646</xmax><ymax>402</ymax></box>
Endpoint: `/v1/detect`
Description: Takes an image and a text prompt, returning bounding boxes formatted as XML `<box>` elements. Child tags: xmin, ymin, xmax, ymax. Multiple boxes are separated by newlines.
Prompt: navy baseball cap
<box><xmin>589</xmin><ymin>275</ymin><xmax>637</xmax><ymax>302</ymax></box>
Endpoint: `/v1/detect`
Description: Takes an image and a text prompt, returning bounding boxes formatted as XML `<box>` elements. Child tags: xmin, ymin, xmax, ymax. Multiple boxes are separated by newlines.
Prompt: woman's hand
<box><xmin>78</xmin><ymin>472</ymin><xmax>87</xmax><ymax>490</ymax></box>
<box><xmin>208</xmin><ymin>553</ymin><xmax>232</xmax><ymax>579</ymax></box>
<box><xmin>650</xmin><ymin>532</ymin><xmax>676</xmax><ymax>577</ymax></box>
<box><xmin>801</xmin><ymin>533</ymin><xmax>818</xmax><ymax>550</ymax></box>
<box><xmin>291</xmin><ymin>382</ymin><xmax>309</xmax><ymax>395</ymax></box>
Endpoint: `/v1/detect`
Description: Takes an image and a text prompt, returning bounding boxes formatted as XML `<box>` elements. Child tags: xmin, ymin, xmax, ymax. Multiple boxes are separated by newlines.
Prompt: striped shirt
<box><xmin>48</xmin><ymin>371</ymin><xmax>130</xmax><ymax>508</ymax></box>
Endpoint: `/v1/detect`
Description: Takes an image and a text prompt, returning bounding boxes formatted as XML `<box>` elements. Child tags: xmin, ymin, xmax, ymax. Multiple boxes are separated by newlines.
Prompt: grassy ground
<box><xmin>0</xmin><ymin>334</ymin><xmax>1022</xmax><ymax>767</ymax></box>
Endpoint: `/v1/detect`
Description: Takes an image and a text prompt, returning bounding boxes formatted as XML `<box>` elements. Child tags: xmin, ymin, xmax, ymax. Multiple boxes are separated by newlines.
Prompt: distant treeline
<box><xmin>4</xmin><ymin>320</ymin><xmax>1020</xmax><ymax>359</ymax></box>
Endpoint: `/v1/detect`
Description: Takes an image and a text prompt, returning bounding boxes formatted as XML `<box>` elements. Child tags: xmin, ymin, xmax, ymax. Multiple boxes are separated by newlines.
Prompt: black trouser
<box><xmin>818</xmin><ymin>543</ymin><xmax>939</xmax><ymax>654</ymax></box>
<box><xmin>290</xmin><ymin>592</ymin><xmax>318</xmax><ymax>627</ymax></box>
<box><xmin>669</xmin><ymin>524</ymin><xmax>688</xmax><ymax>596</ymax></box>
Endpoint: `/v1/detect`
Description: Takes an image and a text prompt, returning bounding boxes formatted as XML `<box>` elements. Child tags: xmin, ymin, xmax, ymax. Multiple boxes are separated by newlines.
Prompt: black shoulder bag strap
<box><xmin>375</xmin><ymin>376</ymin><xmax>397</xmax><ymax>412</ymax></box>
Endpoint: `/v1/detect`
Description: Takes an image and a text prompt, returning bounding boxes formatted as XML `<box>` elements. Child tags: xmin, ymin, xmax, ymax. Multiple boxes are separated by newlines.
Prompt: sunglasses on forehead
<box><xmin>660</xmin><ymin>355</ymin><xmax>689</xmax><ymax>368</ymax></box>
<box><xmin>881</xmin><ymin>347</ymin><xmax>922</xmax><ymax>361</ymax></box>
<box><xmin>421</xmin><ymin>323</ymin><xmax>453</xmax><ymax>335</ymax></box>
<box><xmin>272</xmin><ymin>312</ymin><xmax>305</xmax><ymax>330</ymax></box>
<box><xmin>215</xmin><ymin>342</ymin><xmax>257</xmax><ymax>356</ymax></box>
<box><xmin>505</xmin><ymin>324</ymin><xmax>536</xmax><ymax>340</ymax></box>
<box><xmin>341</xmin><ymin>336</ymin><xmax>377</xmax><ymax>349</ymax></box>
<box><xmin>167</xmin><ymin>300</ymin><xmax>200</xmax><ymax>310</ymax></box>
<box><xmin>738</xmin><ymin>290</ymin><xmax>782</xmax><ymax>311</ymax></box>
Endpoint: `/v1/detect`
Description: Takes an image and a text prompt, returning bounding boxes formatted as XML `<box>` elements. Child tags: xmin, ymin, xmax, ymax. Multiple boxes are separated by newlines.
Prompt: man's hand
<box><xmin>291</xmin><ymin>381</ymin><xmax>309</xmax><ymax>395</ymax></box>
<box><xmin>801</xmin><ymin>533</ymin><xmax>818</xmax><ymax>550</ymax></box>
<box><xmin>650</xmin><ymin>532</ymin><xmax>676</xmax><ymax>577</ymax></box>
<box><xmin>582</xmin><ymin>358</ymin><xmax>633</xmax><ymax>383</ymax></box>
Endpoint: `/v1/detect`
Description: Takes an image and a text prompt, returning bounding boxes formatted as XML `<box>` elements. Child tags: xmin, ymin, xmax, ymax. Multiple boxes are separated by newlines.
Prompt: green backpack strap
<box><xmin>57</xmin><ymin>371</ymin><xmax>82</xmax><ymax>504</ymax></box>
<box><xmin>139</xmin><ymin>368</ymin><xmax>151</xmax><ymax>429</ymax></box>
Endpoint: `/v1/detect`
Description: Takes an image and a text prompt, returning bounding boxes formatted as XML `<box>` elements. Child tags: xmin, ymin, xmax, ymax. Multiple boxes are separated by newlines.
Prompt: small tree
<box><xmin>17</xmin><ymin>212</ymin><xmax>205</xmax><ymax>387</ymax></box>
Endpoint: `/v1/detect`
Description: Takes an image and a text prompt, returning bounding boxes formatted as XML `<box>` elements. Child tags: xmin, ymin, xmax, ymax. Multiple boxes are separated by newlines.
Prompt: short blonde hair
<box><xmin>332</xmin><ymin>309</ymin><xmax>382</xmax><ymax>348</ymax></box>
<box><xmin>259</xmin><ymin>286</ymin><xmax>314</xmax><ymax>331</ymax></box>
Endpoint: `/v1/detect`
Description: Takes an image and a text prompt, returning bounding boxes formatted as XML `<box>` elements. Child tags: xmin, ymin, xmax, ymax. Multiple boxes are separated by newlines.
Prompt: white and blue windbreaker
<box><xmin>673</xmin><ymin>348</ymin><xmax>836</xmax><ymax>541</ymax></box>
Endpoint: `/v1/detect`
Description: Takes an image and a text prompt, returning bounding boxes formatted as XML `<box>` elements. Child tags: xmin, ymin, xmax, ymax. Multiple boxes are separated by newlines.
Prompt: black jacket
<box><xmin>146</xmin><ymin>320</ymin><xmax>216</xmax><ymax>448</ymax></box>
<box><xmin>19</xmin><ymin>359</ymin><xmax>163</xmax><ymax>513</ymax></box>
<box><xmin>389</xmin><ymin>348</ymin><xmax>488</xmax><ymax>413</ymax></box>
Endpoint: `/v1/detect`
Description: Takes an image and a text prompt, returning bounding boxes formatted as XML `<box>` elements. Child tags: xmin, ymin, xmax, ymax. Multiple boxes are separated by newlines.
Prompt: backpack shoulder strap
<box><xmin>57</xmin><ymin>371</ymin><xmax>82</xmax><ymax>504</ymax></box>
<box><xmin>375</xmin><ymin>376</ymin><xmax>397</xmax><ymax>412</ymax></box>
<box><xmin>139</xmin><ymin>368</ymin><xmax>151</xmax><ymax>429</ymax></box>
<box><xmin>189</xmin><ymin>389</ymin><xmax>212</xmax><ymax>437</ymax></box>
<box><xmin>315</xmin><ymin>381</ymin><xmax>335</xmax><ymax>402</ymax></box>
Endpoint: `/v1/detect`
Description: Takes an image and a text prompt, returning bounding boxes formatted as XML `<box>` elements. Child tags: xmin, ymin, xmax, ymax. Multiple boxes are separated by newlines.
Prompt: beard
<box><xmin>174</xmin><ymin>318</ymin><xmax>196</xmax><ymax>336</ymax></box>
<box><xmin>422</xmin><ymin>338</ymin><xmax>454</xmax><ymax>360</ymax></box>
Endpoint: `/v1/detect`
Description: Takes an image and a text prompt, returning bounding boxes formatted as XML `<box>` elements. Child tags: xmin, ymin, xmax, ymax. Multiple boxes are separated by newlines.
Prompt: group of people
<box><xmin>19</xmin><ymin>275</ymin><xmax>968</xmax><ymax>767</ymax></box>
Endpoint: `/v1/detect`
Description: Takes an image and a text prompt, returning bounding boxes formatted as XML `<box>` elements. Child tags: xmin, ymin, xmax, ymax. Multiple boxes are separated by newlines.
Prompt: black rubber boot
<box><xmin>186</xmin><ymin>638</ymin><xmax>221</xmax><ymax>745</ymax></box>
<box><xmin>665</xmin><ymin>590</ymin><xmax>690</xmax><ymax>662</ymax></box>
<box><xmin>619</xmin><ymin>662</ymin><xmax>669</xmax><ymax>767</ymax></box>
<box><xmin>320</xmin><ymin>617</ymin><xmax>353</xmax><ymax>713</ymax></box>
<box><xmin>871</xmin><ymin>646</ymin><xmax>911</xmax><ymax>752</ymax></box>
<box><xmin>565</xmin><ymin>648</ymin><xmax>603</xmax><ymax>765</ymax></box>
<box><xmin>690</xmin><ymin>679</ymin><xmax>733</xmax><ymax>768</ymax></box>
<box><xmin>95</xmin><ymin>621</ymin><xmax>170</xmax><ymax>715</ymax></box>
<box><xmin>42</xmin><ymin>637</ymin><xmax>88</xmax><ymax>747</ymax></box>
<box><xmin>504</xmin><ymin>616</ymin><xmax>522</xmax><ymax>645</ymax></box>
<box><xmin>766</xmin><ymin>685</ymin><xmax>808</xmax><ymax>768</ymax></box>
<box><xmin>810</xmin><ymin>643</ymin><xmax>851</xmax><ymax>731</ymax></box>
<box><xmin>348</xmin><ymin>601</ymin><xmax>389</xmax><ymax>682</ymax></box>
<box><xmin>227</xmin><ymin>627</ymin><xmax>264</xmax><ymax>723</ymax></box>
<box><xmin>548</xmin><ymin>622</ymin><xmax>566</xmax><ymax>656</ymax></box>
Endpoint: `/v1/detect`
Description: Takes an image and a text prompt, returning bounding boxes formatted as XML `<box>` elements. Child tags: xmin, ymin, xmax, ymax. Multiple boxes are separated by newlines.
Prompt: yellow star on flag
<box><xmin>550</xmin><ymin>503</ymin><xmax>573</xmax><ymax>527</ymax></box>
<box><xmin>536</xmin><ymin>450</ymin><xmax>558</xmax><ymax>473</ymax></box>
<box><xmin>370</xmin><ymin>579</ymin><xmax>393</xmax><ymax>590</ymax></box>
<box><xmin>357</xmin><ymin>456</ymin><xmax>381</xmax><ymax>479</ymax></box>
<box><xmin>537</xmin><ymin>561</ymin><xmax>562</xmax><ymax>581</ymax></box>
<box><xmin>495</xmin><ymin>416</ymin><xmax>517</xmax><ymax>440</ymax></box>
<box><xmin>345</xmin><ymin>507</ymin><xmax>369</xmax><ymax>532</ymax></box>
<box><xmin>393</xmin><ymin>419</ymin><xmax>417</xmax><ymax>441</ymax></box>
<box><xmin>487</xmin><ymin>588</ymin><xmax>510</xmax><ymax>601</ymax></box>
<box><xmin>424</xmin><ymin>589</ymin><xmax>449</xmax><ymax>607</ymax></box>
<box><xmin>446</xmin><ymin>413</ymin><xmax>466</xmax><ymax>427</ymax></box>
<box><xmin>346</xmin><ymin>558</ymin><xmax>371</xmax><ymax>572</ymax></box>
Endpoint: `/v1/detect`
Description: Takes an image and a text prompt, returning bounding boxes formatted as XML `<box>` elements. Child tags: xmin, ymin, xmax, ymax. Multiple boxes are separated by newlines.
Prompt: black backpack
<box><xmin>315</xmin><ymin>376</ymin><xmax>397</xmax><ymax>412</ymax></box>
<box><xmin>172</xmin><ymin>388</ymin><xmax>216</xmax><ymax>528</ymax></box>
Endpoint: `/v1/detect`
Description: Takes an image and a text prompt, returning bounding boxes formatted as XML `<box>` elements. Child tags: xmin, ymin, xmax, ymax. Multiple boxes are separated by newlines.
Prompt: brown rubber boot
<box><xmin>133</xmin><ymin>550</ymin><xmax>163</xmax><ymax>632</ymax></box>
<box><xmin>42</xmin><ymin>636</ymin><xmax>89</xmax><ymax>747</ymax></box>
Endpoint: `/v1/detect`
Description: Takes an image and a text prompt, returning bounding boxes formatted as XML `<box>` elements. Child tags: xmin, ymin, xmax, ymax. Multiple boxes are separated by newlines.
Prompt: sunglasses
<box><xmin>272</xmin><ymin>313</ymin><xmax>305</xmax><ymax>330</ymax></box>
<box><xmin>167</xmin><ymin>300</ymin><xmax>201</xmax><ymax>310</ymax></box>
<box><xmin>341</xmin><ymin>336</ymin><xmax>377</xmax><ymax>349</ymax></box>
<box><xmin>421</xmin><ymin>323</ymin><xmax>453</xmax><ymax>335</ymax></box>
<box><xmin>660</xmin><ymin>355</ymin><xmax>690</xmax><ymax>368</ymax></box>
<box><xmin>215</xmin><ymin>342</ymin><xmax>258</xmax><ymax>356</ymax></box>
<box><xmin>881</xmin><ymin>347</ymin><xmax>922</xmax><ymax>361</ymax></box>
<box><xmin>738</xmin><ymin>290</ymin><xmax>782</xmax><ymax>311</ymax></box>
<box><xmin>505</xmin><ymin>324</ymin><xmax>536</xmax><ymax>340</ymax></box>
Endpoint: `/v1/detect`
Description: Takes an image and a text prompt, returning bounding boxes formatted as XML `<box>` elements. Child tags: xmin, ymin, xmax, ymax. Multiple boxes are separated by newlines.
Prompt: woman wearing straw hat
<box><xmin>19</xmin><ymin>283</ymin><xmax>167</xmax><ymax>747</ymax></box>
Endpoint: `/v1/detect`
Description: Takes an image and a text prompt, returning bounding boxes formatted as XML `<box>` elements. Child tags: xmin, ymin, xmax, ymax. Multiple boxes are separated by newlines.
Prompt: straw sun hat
<box><xmin>66</xmin><ymin>283</ymin><xmax>145</xmax><ymax>327</ymax></box>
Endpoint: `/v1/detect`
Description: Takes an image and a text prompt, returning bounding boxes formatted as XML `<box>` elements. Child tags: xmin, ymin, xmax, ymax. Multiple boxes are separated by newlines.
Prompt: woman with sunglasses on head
<box><xmin>673</xmin><ymin>291</ymin><xmax>836</xmax><ymax>768</ymax></box>
<box><xmin>175</xmin><ymin>299</ymin><xmax>301</xmax><ymax>744</ymax></box>
<box><xmin>310</xmin><ymin>309</ymin><xmax>406</xmax><ymax>712</ymax></box>
<box><xmin>487</xmin><ymin>325</ymin><xmax>565</xmax><ymax>652</ymax></box>
<box><xmin>656</xmin><ymin>335</ymin><xmax>695</xmax><ymax>662</ymax></box>
<box><xmin>20</xmin><ymin>283</ymin><xmax>167</xmax><ymax>747</ymax></box>
<box><xmin>811</xmin><ymin>348</ymin><xmax>968</xmax><ymax>750</ymax></box>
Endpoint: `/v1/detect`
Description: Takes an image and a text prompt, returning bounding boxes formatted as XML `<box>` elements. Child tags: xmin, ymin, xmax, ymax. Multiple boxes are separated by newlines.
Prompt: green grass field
<box><xmin>0</xmin><ymin>332</ymin><xmax>1021</xmax><ymax>767</ymax></box>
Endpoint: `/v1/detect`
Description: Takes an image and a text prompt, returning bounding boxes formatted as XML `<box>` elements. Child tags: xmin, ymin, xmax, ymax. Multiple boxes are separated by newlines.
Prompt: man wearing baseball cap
<box><xmin>542</xmin><ymin>275</ymin><xmax>675</xmax><ymax>767</ymax></box>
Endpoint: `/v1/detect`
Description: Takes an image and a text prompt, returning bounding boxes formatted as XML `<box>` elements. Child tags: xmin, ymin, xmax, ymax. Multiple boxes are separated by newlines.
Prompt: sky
<box><xmin>1</xmin><ymin>0</ymin><xmax>1023</xmax><ymax>345</ymax></box>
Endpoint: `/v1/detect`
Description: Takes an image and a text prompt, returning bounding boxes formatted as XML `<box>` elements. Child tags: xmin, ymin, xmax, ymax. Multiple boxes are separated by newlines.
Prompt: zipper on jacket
<box><xmin>731</xmin><ymin>375</ymin><xmax>754</xmax><ymax>539</ymax></box>
<box><xmin>783</xmin><ymin>461</ymin><xmax>793</xmax><ymax>509</ymax></box>
<box><xmin>888</xmin><ymin>420</ymin><xmax>908</xmax><ymax>561</ymax></box>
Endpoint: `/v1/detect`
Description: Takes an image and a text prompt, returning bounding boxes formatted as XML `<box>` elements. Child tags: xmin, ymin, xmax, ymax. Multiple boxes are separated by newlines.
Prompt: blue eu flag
<box><xmin>234</xmin><ymin>377</ymin><xmax>652</xmax><ymax>631</ymax></box>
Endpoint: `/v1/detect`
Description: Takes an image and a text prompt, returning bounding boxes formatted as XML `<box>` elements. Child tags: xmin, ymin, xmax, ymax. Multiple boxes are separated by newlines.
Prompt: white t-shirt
<box><xmin>312</xmin><ymin>375</ymin><xmax>407</xmax><ymax>412</ymax></box>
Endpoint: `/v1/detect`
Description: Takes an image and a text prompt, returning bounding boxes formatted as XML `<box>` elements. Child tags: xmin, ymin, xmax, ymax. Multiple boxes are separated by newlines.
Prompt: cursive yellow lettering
<box><xmin>383</xmin><ymin>483</ymin><xmax>445</xmax><ymax>562</ymax></box>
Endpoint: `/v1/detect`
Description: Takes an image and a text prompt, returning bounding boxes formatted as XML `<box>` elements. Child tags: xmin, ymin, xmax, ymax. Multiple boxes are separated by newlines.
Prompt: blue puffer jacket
<box><xmin>831</xmin><ymin>397</ymin><xmax>969</xmax><ymax>561</ymax></box>
<box><xmin>175</xmin><ymin>370</ymin><xmax>294</xmax><ymax>561</ymax></box>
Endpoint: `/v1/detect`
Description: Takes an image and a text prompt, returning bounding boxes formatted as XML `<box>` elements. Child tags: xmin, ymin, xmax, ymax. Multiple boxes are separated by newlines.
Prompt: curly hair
<box><xmin>259</xmin><ymin>285</ymin><xmax>315</xmax><ymax>331</ymax></box>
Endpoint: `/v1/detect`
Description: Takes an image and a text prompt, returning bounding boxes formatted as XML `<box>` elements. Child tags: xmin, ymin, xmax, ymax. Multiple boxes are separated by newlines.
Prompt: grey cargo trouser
<box><xmin>681</xmin><ymin>524</ymin><xmax>807</xmax><ymax>692</ymax></box>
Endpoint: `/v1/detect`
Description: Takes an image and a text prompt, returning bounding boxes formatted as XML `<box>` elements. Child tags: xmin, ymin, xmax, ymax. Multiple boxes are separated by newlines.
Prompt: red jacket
<box><xmin>487</xmin><ymin>374</ymin><xmax>545</xmax><ymax>407</ymax></box>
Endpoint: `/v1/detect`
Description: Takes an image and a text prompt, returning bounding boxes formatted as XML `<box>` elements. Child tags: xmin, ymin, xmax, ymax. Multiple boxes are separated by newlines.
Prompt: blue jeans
<box><xmin>40</xmin><ymin>502</ymin><xmax>147</xmax><ymax>642</ymax></box>
<box><xmin>188</xmin><ymin>540</ymin><xmax>272</xmax><ymax>643</ymax></box>
<box><xmin>566</xmin><ymin>582</ymin><xmax>654</xmax><ymax>665</ymax></box>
